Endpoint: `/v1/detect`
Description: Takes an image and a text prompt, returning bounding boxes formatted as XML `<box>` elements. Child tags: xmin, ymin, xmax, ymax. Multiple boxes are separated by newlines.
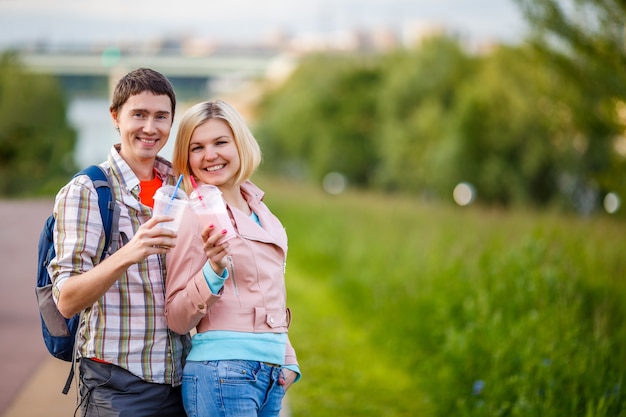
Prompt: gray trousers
<box><xmin>78</xmin><ymin>358</ymin><xmax>185</xmax><ymax>417</ymax></box>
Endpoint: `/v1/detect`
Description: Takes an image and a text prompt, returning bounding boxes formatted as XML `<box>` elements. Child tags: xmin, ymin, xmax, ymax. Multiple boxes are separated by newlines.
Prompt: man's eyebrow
<box><xmin>128</xmin><ymin>108</ymin><xmax>171</xmax><ymax>115</ymax></box>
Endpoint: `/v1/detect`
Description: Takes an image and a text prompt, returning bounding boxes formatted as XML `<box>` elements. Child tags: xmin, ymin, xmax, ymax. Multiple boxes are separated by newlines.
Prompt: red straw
<box><xmin>190</xmin><ymin>176</ymin><xmax>206</xmax><ymax>207</ymax></box>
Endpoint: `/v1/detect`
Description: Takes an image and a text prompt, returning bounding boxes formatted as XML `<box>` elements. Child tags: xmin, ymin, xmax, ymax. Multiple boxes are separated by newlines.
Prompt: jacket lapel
<box><xmin>227</xmin><ymin>181</ymin><xmax>288</xmax><ymax>253</ymax></box>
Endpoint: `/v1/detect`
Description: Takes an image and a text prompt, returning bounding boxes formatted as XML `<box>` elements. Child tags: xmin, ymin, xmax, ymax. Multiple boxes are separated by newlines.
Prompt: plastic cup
<box><xmin>189</xmin><ymin>185</ymin><xmax>236</xmax><ymax>244</ymax></box>
<box><xmin>152</xmin><ymin>185</ymin><xmax>188</xmax><ymax>232</ymax></box>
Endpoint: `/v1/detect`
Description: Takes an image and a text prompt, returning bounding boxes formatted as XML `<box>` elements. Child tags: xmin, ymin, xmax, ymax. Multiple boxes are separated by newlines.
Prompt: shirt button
<box><xmin>198</xmin><ymin>304</ymin><xmax>205</xmax><ymax>310</ymax></box>
<box><xmin>270</xmin><ymin>317</ymin><xmax>275</xmax><ymax>324</ymax></box>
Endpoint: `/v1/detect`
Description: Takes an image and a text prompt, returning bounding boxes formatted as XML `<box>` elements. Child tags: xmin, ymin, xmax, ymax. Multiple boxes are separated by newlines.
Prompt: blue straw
<box><xmin>165</xmin><ymin>174</ymin><xmax>184</xmax><ymax>215</ymax></box>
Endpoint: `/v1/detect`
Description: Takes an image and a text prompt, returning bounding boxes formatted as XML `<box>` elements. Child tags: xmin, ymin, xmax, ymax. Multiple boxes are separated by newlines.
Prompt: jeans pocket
<box><xmin>218</xmin><ymin>360</ymin><xmax>259</xmax><ymax>384</ymax></box>
<box><xmin>182</xmin><ymin>374</ymin><xmax>198</xmax><ymax>417</ymax></box>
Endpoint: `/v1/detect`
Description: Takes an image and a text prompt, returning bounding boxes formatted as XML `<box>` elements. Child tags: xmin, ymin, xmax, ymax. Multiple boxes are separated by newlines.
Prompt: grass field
<box><xmin>254</xmin><ymin>176</ymin><xmax>626</xmax><ymax>417</ymax></box>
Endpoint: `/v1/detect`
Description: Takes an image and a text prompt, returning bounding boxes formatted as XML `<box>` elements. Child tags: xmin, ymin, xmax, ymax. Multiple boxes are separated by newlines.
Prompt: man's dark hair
<box><xmin>110</xmin><ymin>68</ymin><xmax>176</xmax><ymax>120</ymax></box>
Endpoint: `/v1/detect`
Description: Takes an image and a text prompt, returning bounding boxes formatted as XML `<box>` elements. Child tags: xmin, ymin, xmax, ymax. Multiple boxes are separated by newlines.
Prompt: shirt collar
<box><xmin>108</xmin><ymin>144</ymin><xmax>174</xmax><ymax>194</ymax></box>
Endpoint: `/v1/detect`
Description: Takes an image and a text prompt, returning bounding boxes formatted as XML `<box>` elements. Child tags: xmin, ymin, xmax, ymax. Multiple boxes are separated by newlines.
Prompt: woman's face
<box><xmin>188</xmin><ymin>118</ymin><xmax>240</xmax><ymax>189</ymax></box>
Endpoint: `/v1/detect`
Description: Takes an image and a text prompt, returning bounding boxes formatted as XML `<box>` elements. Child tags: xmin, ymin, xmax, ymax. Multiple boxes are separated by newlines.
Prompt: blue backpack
<box><xmin>35</xmin><ymin>165</ymin><xmax>119</xmax><ymax>393</ymax></box>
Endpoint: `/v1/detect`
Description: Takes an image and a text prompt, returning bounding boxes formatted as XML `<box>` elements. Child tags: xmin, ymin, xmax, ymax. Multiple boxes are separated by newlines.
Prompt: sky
<box><xmin>0</xmin><ymin>0</ymin><xmax>528</xmax><ymax>48</ymax></box>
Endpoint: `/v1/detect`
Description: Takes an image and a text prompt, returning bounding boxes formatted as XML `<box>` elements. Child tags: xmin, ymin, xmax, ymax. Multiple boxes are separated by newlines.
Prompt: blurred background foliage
<box><xmin>0</xmin><ymin>52</ymin><xmax>77</xmax><ymax>197</ymax></box>
<box><xmin>254</xmin><ymin>0</ymin><xmax>626</xmax><ymax>214</ymax></box>
<box><xmin>1</xmin><ymin>0</ymin><xmax>625</xmax><ymax>217</ymax></box>
<box><xmin>255</xmin><ymin>13</ymin><xmax>626</xmax><ymax>213</ymax></box>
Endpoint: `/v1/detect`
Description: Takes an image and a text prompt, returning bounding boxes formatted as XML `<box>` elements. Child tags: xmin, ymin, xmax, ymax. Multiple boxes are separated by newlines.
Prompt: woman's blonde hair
<box><xmin>172</xmin><ymin>100</ymin><xmax>262</xmax><ymax>194</ymax></box>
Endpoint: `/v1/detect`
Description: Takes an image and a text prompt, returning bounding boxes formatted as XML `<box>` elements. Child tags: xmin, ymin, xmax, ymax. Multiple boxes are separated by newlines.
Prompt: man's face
<box><xmin>111</xmin><ymin>91</ymin><xmax>173</xmax><ymax>166</ymax></box>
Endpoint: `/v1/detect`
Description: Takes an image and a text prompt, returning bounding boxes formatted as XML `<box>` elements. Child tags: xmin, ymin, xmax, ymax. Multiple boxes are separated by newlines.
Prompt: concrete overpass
<box><xmin>20</xmin><ymin>50</ymin><xmax>277</xmax><ymax>77</ymax></box>
<box><xmin>19</xmin><ymin>49</ymin><xmax>291</xmax><ymax>99</ymax></box>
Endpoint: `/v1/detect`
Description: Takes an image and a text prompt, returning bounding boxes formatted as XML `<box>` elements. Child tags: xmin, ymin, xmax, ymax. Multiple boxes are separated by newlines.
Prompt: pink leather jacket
<box><xmin>164</xmin><ymin>181</ymin><xmax>298</xmax><ymax>366</ymax></box>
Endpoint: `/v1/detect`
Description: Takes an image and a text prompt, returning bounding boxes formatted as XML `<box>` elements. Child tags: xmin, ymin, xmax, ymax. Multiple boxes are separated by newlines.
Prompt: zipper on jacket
<box><xmin>228</xmin><ymin>255</ymin><xmax>239</xmax><ymax>297</ymax></box>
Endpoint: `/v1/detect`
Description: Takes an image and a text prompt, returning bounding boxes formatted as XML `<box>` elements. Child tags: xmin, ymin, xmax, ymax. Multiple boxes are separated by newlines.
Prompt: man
<box><xmin>49</xmin><ymin>68</ymin><xmax>188</xmax><ymax>416</ymax></box>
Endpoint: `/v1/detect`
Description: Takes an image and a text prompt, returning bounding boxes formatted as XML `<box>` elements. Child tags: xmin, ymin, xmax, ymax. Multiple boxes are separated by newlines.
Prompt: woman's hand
<box><xmin>278</xmin><ymin>369</ymin><xmax>297</xmax><ymax>391</ymax></box>
<box><xmin>201</xmin><ymin>224</ymin><xmax>231</xmax><ymax>274</ymax></box>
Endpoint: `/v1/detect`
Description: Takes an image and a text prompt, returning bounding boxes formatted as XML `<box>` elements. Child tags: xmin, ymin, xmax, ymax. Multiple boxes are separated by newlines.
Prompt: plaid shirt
<box><xmin>49</xmin><ymin>145</ymin><xmax>189</xmax><ymax>385</ymax></box>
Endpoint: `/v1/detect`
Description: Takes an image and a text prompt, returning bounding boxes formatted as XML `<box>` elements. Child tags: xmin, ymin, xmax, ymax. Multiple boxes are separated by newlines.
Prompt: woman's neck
<box><xmin>221</xmin><ymin>186</ymin><xmax>250</xmax><ymax>215</ymax></box>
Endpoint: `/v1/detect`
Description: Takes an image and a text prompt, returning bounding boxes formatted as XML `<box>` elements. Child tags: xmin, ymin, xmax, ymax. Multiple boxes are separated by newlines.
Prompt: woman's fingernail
<box><xmin>209</xmin><ymin>224</ymin><xmax>214</xmax><ymax>228</ymax></box>
<box><xmin>221</xmin><ymin>229</ymin><xmax>227</xmax><ymax>234</ymax></box>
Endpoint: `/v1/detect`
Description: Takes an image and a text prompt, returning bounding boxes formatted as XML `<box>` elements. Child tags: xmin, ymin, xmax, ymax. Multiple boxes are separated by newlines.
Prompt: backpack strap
<box><xmin>62</xmin><ymin>309</ymin><xmax>84</xmax><ymax>395</ymax></box>
<box><xmin>61</xmin><ymin>165</ymin><xmax>118</xmax><ymax>395</ymax></box>
<box><xmin>76</xmin><ymin>165</ymin><xmax>119</xmax><ymax>258</ymax></box>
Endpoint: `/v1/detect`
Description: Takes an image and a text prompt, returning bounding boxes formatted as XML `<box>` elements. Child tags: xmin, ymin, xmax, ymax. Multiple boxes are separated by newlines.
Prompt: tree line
<box><xmin>1</xmin><ymin>0</ymin><xmax>623</xmax><ymax>216</ymax></box>
<box><xmin>253</xmin><ymin>1</ymin><xmax>625</xmax><ymax>214</ymax></box>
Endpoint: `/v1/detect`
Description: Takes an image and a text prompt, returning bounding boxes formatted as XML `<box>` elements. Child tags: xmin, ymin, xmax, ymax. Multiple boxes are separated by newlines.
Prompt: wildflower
<box><xmin>472</xmin><ymin>380</ymin><xmax>485</xmax><ymax>396</ymax></box>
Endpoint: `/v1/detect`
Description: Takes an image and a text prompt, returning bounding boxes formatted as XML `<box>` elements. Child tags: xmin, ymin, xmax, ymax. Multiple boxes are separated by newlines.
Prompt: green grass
<box><xmin>254</xmin><ymin>176</ymin><xmax>626</xmax><ymax>417</ymax></box>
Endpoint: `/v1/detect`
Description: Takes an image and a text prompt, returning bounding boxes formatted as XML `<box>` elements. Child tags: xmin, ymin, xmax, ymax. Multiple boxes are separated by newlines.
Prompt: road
<box><xmin>0</xmin><ymin>199</ymin><xmax>77</xmax><ymax>416</ymax></box>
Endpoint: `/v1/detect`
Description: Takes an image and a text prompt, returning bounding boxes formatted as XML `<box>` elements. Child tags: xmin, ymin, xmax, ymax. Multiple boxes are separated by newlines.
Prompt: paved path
<box><xmin>0</xmin><ymin>199</ymin><xmax>77</xmax><ymax>416</ymax></box>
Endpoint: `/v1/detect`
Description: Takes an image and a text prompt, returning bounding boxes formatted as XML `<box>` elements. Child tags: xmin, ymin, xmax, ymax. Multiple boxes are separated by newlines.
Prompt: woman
<box><xmin>166</xmin><ymin>100</ymin><xmax>300</xmax><ymax>417</ymax></box>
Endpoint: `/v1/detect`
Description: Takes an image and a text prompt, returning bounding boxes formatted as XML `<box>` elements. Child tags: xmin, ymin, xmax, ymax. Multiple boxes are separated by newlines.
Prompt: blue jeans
<box><xmin>182</xmin><ymin>360</ymin><xmax>286</xmax><ymax>417</ymax></box>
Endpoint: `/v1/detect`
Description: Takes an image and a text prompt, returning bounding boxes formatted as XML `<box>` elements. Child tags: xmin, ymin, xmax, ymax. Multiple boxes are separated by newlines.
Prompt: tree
<box><xmin>449</xmin><ymin>45</ymin><xmax>571</xmax><ymax>207</ymax></box>
<box><xmin>514</xmin><ymin>0</ymin><xmax>626</xmax><ymax>99</ymax></box>
<box><xmin>373</xmin><ymin>36</ymin><xmax>475</xmax><ymax>196</ymax></box>
<box><xmin>513</xmin><ymin>0</ymin><xmax>626</xmax><ymax>209</ymax></box>
<box><xmin>255</xmin><ymin>54</ymin><xmax>381</xmax><ymax>187</ymax></box>
<box><xmin>0</xmin><ymin>52</ymin><xmax>77</xmax><ymax>196</ymax></box>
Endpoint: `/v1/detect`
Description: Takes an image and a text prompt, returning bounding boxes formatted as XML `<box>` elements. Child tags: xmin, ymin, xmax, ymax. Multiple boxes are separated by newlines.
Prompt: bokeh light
<box><xmin>322</xmin><ymin>172</ymin><xmax>347</xmax><ymax>195</ymax></box>
<box><xmin>603</xmin><ymin>192</ymin><xmax>620</xmax><ymax>214</ymax></box>
<box><xmin>453</xmin><ymin>182</ymin><xmax>475</xmax><ymax>206</ymax></box>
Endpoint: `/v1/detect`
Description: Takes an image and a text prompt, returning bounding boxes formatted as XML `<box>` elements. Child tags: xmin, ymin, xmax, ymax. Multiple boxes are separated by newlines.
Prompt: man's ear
<box><xmin>110</xmin><ymin>110</ymin><xmax>119</xmax><ymax>131</ymax></box>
